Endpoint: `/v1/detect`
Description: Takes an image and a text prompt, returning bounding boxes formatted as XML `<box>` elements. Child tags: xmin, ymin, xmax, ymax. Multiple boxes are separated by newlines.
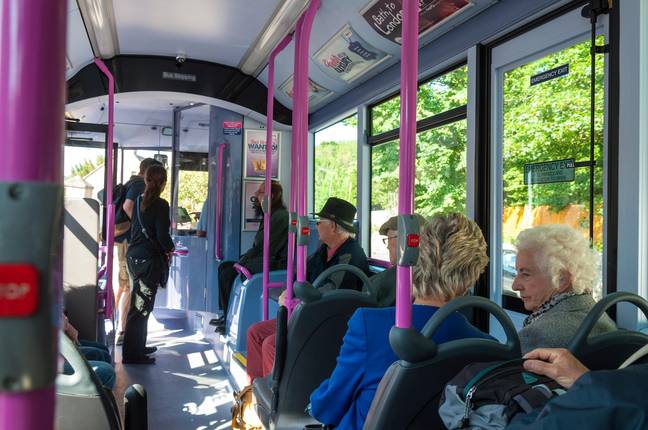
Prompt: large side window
<box><xmin>369</xmin><ymin>65</ymin><xmax>468</xmax><ymax>261</ymax></box>
<box><xmin>174</xmin><ymin>152</ymin><xmax>208</xmax><ymax>233</ymax></box>
<box><xmin>313</xmin><ymin>114</ymin><xmax>358</xmax><ymax>213</ymax></box>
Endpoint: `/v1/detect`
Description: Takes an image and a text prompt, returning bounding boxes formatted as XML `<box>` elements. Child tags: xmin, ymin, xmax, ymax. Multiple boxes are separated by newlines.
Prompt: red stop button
<box><xmin>406</xmin><ymin>234</ymin><xmax>420</xmax><ymax>248</ymax></box>
<box><xmin>301</xmin><ymin>227</ymin><xmax>310</xmax><ymax>236</ymax></box>
<box><xmin>0</xmin><ymin>264</ymin><xmax>39</xmax><ymax>317</ymax></box>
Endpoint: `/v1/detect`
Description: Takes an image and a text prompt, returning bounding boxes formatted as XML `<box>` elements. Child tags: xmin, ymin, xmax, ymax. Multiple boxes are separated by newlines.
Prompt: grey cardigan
<box><xmin>518</xmin><ymin>294</ymin><xmax>616</xmax><ymax>354</ymax></box>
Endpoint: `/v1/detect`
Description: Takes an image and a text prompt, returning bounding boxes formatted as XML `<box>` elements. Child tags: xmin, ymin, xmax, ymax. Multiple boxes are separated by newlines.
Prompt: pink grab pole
<box><xmin>295</xmin><ymin>0</ymin><xmax>320</xmax><ymax>285</ymax></box>
<box><xmin>395</xmin><ymin>0</ymin><xmax>419</xmax><ymax>329</ymax></box>
<box><xmin>0</xmin><ymin>0</ymin><xmax>67</xmax><ymax>428</ymax></box>
<box><xmin>285</xmin><ymin>16</ymin><xmax>305</xmax><ymax>316</ymax></box>
<box><xmin>263</xmin><ymin>34</ymin><xmax>293</xmax><ymax>320</ymax></box>
<box><xmin>214</xmin><ymin>143</ymin><xmax>226</xmax><ymax>260</ymax></box>
<box><xmin>94</xmin><ymin>58</ymin><xmax>116</xmax><ymax>322</ymax></box>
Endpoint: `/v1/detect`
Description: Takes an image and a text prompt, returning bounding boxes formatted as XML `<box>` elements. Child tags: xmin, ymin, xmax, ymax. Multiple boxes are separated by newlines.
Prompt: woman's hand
<box><xmin>523</xmin><ymin>348</ymin><xmax>589</xmax><ymax>389</ymax></box>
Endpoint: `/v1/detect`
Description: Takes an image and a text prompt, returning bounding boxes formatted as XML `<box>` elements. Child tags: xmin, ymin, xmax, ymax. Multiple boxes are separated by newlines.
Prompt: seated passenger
<box><xmin>364</xmin><ymin>213</ymin><xmax>427</xmax><ymax>306</ymax></box>
<box><xmin>63</xmin><ymin>315</ymin><xmax>115</xmax><ymax>389</ymax></box>
<box><xmin>212</xmin><ymin>180</ymin><xmax>289</xmax><ymax>332</ymax></box>
<box><xmin>309</xmin><ymin>213</ymin><xmax>493</xmax><ymax>430</ymax></box>
<box><xmin>512</xmin><ymin>225</ymin><xmax>616</xmax><ymax>353</ymax></box>
<box><xmin>506</xmin><ymin>348</ymin><xmax>648</xmax><ymax>429</ymax></box>
<box><xmin>246</xmin><ymin>197</ymin><xmax>370</xmax><ymax>381</ymax></box>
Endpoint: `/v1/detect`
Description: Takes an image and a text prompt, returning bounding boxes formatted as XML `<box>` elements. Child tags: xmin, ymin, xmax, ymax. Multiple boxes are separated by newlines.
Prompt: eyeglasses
<box><xmin>382</xmin><ymin>235</ymin><xmax>398</xmax><ymax>245</ymax></box>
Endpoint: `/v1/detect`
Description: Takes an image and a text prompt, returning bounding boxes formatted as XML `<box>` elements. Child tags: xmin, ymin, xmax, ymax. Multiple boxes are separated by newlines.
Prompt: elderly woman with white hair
<box><xmin>513</xmin><ymin>224</ymin><xmax>616</xmax><ymax>354</ymax></box>
<box><xmin>309</xmin><ymin>213</ymin><xmax>493</xmax><ymax>430</ymax></box>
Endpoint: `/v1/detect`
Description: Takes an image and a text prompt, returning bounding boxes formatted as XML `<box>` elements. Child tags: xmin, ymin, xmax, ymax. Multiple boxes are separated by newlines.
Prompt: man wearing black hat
<box><xmin>246</xmin><ymin>197</ymin><xmax>370</xmax><ymax>381</ymax></box>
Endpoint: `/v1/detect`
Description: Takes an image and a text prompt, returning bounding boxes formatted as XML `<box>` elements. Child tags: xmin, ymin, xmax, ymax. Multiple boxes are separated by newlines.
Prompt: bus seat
<box><xmin>63</xmin><ymin>198</ymin><xmax>100</xmax><ymax>341</ymax></box>
<box><xmin>569</xmin><ymin>292</ymin><xmax>648</xmax><ymax>370</ymax></box>
<box><xmin>363</xmin><ymin>296</ymin><xmax>521</xmax><ymax>430</ymax></box>
<box><xmin>226</xmin><ymin>269</ymin><xmax>287</xmax><ymax>354</ymax></box>
<box><xmin>124</xmin><ymin>384</ymin><xmax>148</xmax><ymax>430</ymax></box>
<box><xmin>254</xmin><ymin>268</ymin><xmax>377</xmax><ymax>430</ymax></box>
<box><xmin>57</xmin><ymin>334</ymin><xmax>147</xmax><ymax>430</ymax></box>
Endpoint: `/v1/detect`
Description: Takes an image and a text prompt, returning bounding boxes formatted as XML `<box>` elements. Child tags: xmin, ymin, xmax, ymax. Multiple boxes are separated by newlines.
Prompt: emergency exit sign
<box><xmin>524</xmin><ymin>158</ymin><xmax>575</xmax><ymax>185</ymax></box>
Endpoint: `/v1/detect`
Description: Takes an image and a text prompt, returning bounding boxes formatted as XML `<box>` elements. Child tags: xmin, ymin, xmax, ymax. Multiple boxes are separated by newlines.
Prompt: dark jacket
<box><xmin>306</xmin><ymin>237</ymin><xmax>370</xmax><ymax>291</ymax></box>
<box><xmin>364</xmin><ymin>267</ymin><xmax>396</xmax><ymax>307</ymax></box>
<box><xmin>239</xmin><ymin>206</ymin><xmax>289</xmax><ymax>274</ymax></box>
<box><xmin>127</xmin><ymin>197</ymin><xmax>174</xmax><ymax>259</ymax></box>
<box><xmin>518</xmin><ymin>294</ymin><xmax>616</xmax><ymax>354</ymax></box>
<box><xmin>506</xmin><ymin>364</ymin><xmax>648</xmax><ymax>429</ymax></box>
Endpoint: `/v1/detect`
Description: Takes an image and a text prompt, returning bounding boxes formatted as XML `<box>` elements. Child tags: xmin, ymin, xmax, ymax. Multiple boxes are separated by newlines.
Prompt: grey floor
<box><xmin>113</xmin><ymin>311</ymin><xmax>234</xmax><ymax>430</ymax></box>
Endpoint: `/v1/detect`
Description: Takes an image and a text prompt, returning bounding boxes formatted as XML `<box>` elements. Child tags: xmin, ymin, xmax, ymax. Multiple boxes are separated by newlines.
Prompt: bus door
<box><xmin>490</xmin><ymin>7</ymin><xmax>609</xmax><ymax>334</ymax></box>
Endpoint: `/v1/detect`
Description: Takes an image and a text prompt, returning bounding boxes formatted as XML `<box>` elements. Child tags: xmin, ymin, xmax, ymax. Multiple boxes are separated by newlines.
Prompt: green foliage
<box><xmin>70</xmin><ymin>155</ymin><xmax>105</xmax><ymax>178</ymax></box>
<box><xmin>314</xmin><ymin>139</ymin><xmax>358</xmax><ymax>211</ymax></box>
<box><xmin>178</xmin><ymin>170</ymin><xmax>208</xmax><ymax>215</ymax></box>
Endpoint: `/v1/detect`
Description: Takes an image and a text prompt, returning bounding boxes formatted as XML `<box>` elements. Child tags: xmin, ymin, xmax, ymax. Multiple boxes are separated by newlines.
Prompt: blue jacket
<box><xmin>310</xmin><ymin>305</ymin><xmax>493</xmax><ymax>429</ymax></box>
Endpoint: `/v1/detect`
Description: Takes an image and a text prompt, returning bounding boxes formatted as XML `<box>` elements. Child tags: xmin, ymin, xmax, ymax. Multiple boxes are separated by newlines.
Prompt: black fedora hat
<box><xmin>314</xmin><ymin>197</ymin><xmax>356</xmax><ymax>233</ymax></box>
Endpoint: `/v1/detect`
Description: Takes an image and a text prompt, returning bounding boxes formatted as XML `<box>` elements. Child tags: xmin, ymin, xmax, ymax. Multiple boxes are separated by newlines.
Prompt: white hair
<box><xmin>515</xmin><ymin>224</ymin><xmax>598</xmax><ymax>295</ymax></box>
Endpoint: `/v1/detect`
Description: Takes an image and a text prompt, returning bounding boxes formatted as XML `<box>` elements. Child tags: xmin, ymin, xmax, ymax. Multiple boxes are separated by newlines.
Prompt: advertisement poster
<box><xmin>361</xmin><ymin>0</ymin><xmax>471</xmax><ymax>44</ymax></box>
<box><xmin>279</xmin><ymin>76</ymin><xmax>332</xmax><ymax>106</ymax></box>
<box><xmin>313</xmin><ymin>25</ymin><xmax>390</xmax><ymax>83</ymax></box>
<box><xmin>244</xmin><ymin>129</ymin><xmax>281</xmax><ymax>179</ymax></box>
<box><xmin>242</xmin><ymin>180</ymin><xmax>263</xmax><ymax>231</ymax></box>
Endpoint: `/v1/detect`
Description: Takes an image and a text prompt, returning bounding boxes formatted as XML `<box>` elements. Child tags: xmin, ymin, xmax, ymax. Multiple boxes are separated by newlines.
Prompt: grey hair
<box><xmin>333</xmin><ymin>222</ymin><xmax>356</xmax><ymax>239</ymax></box>
<box><xmin>412</xmin><ymin>213</ymin><xmax>489</xmax><ymax>301</ymax></box>
<box><xmin>515</xmin><ymin>224</ymin><xmax>597</xmax><ymax>295</ymax></box>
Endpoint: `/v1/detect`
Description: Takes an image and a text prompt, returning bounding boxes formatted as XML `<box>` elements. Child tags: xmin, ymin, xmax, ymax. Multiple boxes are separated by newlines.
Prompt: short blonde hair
<box><xmin>515</xmin><ymin>224</ymin><xmax>597</xmax><ymax>295</ymax></box>
<box><xmin>412</xmin><ymin>213</ymin><xmax>488</xmax><ymax>301</ymax></box>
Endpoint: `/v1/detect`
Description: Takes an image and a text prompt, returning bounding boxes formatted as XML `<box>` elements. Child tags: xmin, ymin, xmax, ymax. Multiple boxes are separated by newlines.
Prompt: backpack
<box><xmin>113</xmin><ymin>178</ymin><xmax>141</xmax><ymax>236</ymax></box>
<box><xmin>231</xmin><ymin>385</ymin><xmax>264</xmax><ymax>430</ymax></box>
<box><xmin>439</xmin><ymin>359</ymin><xmax>564</xmax><ymax>430</ymax></box>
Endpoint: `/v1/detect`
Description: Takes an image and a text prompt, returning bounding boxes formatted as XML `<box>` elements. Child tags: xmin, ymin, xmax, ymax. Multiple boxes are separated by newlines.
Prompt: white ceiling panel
<box><xmin>113</xmin><ymin>0</ymin><xmax>282</xmax><ymax>66</ymax></box>
<box><xmin>66</xmin><ymin>1</ymin><xmax>96</xmax><ymax>79</ymax></box>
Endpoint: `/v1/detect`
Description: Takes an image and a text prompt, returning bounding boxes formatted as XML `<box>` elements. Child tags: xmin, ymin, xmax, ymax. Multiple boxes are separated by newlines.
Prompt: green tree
<box><xmin>70</xmin><ymin>155</ymin><xmax>105</xmax><ymax>178</ymax></box>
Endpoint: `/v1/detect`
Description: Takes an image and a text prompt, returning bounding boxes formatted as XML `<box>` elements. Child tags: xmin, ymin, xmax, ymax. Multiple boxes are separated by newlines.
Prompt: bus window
<box><xmin>499</xmin><ymin>36</ymin><xmax>605</xmax><ymax>303</ymax></box>
<box><xmin>313</xmin><ymin>114</ymin><xmax>358</xmax><ymax>215</ymax></box>
<box><xmin>369</xmin><ymin>65</ymin><xmax>468</xmax><ymax>260</ymax></box>
<box><xmin>175</xmin><ymin>152</ymin><xmax>208</xmax><ymax>233</ymax></box>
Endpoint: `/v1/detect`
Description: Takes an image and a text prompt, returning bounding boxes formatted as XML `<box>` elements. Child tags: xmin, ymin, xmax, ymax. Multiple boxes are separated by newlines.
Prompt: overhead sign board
<box><xmin>524</xmin><ymin>158</ymin><xmax>575</xmax><ymax>185</ymax></box>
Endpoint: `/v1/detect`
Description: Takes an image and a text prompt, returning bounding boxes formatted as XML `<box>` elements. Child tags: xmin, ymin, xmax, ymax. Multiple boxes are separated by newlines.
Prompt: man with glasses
<box><xmin>364</xmin><ymin>214</ymin><xmax>427</xmax><ymax>306</ymax></box>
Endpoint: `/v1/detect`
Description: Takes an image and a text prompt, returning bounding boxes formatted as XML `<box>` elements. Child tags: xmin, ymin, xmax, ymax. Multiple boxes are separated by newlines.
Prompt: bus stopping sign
<box><xmin>524</xmin><ymin>158</ymin><xmax>575</xmax><ymax>185</ymax></box>
<box><xmin>0</xmin><ymin>264</ymin><xmax>39</xmax><ymax>317</ymax></box>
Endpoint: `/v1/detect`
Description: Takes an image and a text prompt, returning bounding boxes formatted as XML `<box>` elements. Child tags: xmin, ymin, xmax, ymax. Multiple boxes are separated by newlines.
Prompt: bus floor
<box><xmin>112</xmin><ymin>308</ymin><xmax>235</xmax><ymax>430</ymax></box>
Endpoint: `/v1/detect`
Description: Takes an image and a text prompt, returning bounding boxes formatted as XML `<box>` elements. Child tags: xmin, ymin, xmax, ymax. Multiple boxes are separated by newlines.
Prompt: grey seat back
<box><xmin>56</xmin><ymin>334</ymin><xmax>120</xmax><ymax>430</ymax></box>
<box><xmin>63</xmin><ymin>198</ymin><xmax>100</xmax><ymax>340</ymax></box>
<box><xmin>254</xmin><ymin>264</ymin><xmax>377</xmax><ymax>429</ymax></box>
<box><xmin>364</xmin><ymin>296</ymin><xmax>521</xmax><ymax>430</ymax></box>
<box><xmin>569</xmin><ymin>292</ymin><xmax>648</xmax><ymax>370</ymax></box>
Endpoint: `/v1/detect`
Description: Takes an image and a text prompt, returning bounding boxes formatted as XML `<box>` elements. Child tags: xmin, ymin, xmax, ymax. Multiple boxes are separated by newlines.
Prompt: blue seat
<box><xmin>225</xmin><ymin>270</ymin><xmax>287</xmax><ymax>354</ymax></box>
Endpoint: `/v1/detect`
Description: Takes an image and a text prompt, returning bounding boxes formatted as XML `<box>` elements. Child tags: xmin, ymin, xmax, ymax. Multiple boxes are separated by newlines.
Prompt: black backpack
<box><xmin>439</xmin><ymin>359</ymin><xmax>564</xmax><ymax>429</ymax></box>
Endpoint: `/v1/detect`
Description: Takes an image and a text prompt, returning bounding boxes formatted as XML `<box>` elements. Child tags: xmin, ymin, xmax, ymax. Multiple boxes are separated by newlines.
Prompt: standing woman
<box><xmin>122</xmin><ymin>164</ymin><xmax>174</xmax><ymax>364</ymax></box>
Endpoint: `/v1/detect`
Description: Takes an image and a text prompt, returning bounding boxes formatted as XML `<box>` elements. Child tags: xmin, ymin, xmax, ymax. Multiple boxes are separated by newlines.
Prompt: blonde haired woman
<box><xmin>309</xmin><ymin>213</ymin><xmax>493</xmax><ymax>430</ymax></box>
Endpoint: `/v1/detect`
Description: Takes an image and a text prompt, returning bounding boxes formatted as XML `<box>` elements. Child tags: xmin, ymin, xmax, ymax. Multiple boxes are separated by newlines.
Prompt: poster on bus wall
<box><xmin>279</xmin><ymin>76</ymin><xmax>333</xmax><ymax>106</ymax></box>
<box><xmin>244</xmin><ymin>129</ymin><xmax>281</xmax><ymax>179</ymax></box>
<box><xmin>313</xmin><ymin>25</ymin><xmax>390</xmax><ymax>83</ymax></box>
<box><xmin>242</xmin><ymin>180</ymin><xmax>263</xmax><ymax>231</ymax></box>
<box><xmin>361</xmin><ymin>0</ymin><xmax>472</xmax><ymax>45</ymax></box>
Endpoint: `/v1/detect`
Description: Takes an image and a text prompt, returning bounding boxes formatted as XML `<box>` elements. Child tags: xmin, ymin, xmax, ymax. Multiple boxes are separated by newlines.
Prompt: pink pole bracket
<box><xmin>233</xmin><ymin>263</ymin><xmax>252</xmax><ymax>281</ymax></box>
<box><xmin>262</xmin><ymin>33</ymin><xmax>293</xmax><ymax>321</ymax></box>
<box><xmin>94</xmin><ymin>58</ymin><xmax>116</xmax><ymax>323</ymax></box>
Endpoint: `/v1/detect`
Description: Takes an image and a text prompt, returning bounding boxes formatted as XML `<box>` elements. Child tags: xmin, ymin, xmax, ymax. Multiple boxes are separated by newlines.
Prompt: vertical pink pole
<box><xmin>94</xmin><ymin>58</ymin><xmax>115</xmax><ymax>321</ymax></box>
<box><xmin>263</xmin><ymin>35</ymin><xmax>293</xmax><ymax>320</ymax></box>
<box><xmin>395</xmin><ymin>0</ymin><xmax>419</xmax><ymax>329</ymax></box>
<box><xmin>295</xmin><ymin>0</ymin><xmax>320</xmax><ymax>286</ymax></box>
<box><xmin>285</xmin><ymin>17</ymin><xmax>304</xmax><ymax>315</ymax></box>
<box><xmin>214</xmin><ymin>143</ymin><xmax>225</xmax><ymax>260</ymax></box>
<box><xmin>0</xmin><ymin>0</ymin><xmax>66</xmax><ymax>428</ymax></box>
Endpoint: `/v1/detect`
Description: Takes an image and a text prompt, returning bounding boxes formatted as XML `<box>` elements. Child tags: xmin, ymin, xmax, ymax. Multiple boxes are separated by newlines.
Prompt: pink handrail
<box><xmin>233</xmin><ymin>263</ymin><xmax>253</xmax><ymax>281</ymax></box>
<box><xmin>0</xmin><ymin>0</ymin><xmax>67</xmax><ymax>428</ymax></box>
<box><xmin>285</xmin><ymin>15</ymin><xmax>305</xmax><ymax>317</ymax></box>
<box><xmin>214</xmin><ymin>143</ymin><xmax>226</xmax><ymax>260</ymax></box>
<box><xmin>94</xmin><ymin>58</ymin><xmax>116</xmax><ymax>322</ymax></box>
<box><xmin>295</xmin><ymin>0</ymin><xmax>320</xmax><ymax>291</ymax></box>
<box><xmin>262</xmin><ymin>34</ymin><xmax>293</xmax><ymax>320</ymax></box>
<box><xmin>395</xmin><ymin>0</ymin><xmax>420</xmax><ymax>329</ymax></box>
